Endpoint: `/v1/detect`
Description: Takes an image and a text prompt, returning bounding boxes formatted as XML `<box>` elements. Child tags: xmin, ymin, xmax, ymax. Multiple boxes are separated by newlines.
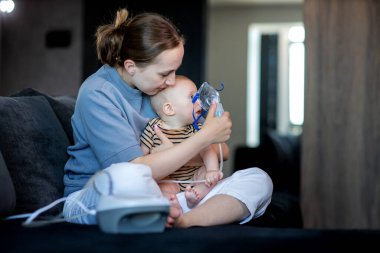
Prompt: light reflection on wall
<box><xmin>288</xmin><ymin>26</ymin><xmax>305</xmax><ymax>126</ymax></box>
<box><xmin>247</xmin><ymin>23</ymin><xmax>304</xmax><ymax>146</ymax></box>
<box><xmin>0</xmin><ymin>0</ymin><xmax>15</xmax><ymax>13</ymax></box>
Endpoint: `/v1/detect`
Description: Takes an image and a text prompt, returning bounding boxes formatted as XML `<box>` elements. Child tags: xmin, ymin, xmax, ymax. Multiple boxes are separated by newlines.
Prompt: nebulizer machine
<box><xmin>6</xmin><ymin>82</ymin><xmax>225</xmax><ymax>234</ymax></box>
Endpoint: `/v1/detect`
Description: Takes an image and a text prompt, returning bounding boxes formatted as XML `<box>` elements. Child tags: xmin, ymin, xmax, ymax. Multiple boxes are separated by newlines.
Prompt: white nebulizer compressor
<box><xmin>94</xmin><ymin>163</ymin><xmax>170</xmax><ymax>234</ymax></box>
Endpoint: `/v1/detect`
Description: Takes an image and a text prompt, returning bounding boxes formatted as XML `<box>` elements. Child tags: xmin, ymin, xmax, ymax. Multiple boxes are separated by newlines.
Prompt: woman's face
<box><xmin>132</xmin><ymin>43</ymin><xmax>184</xmax><ymax>96</ymax></box>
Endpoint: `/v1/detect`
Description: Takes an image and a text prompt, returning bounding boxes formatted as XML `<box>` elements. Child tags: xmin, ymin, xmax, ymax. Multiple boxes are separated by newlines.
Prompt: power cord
<box><xmin>5</xmin><ymin>196</ymin><xmax>96</xmax><ymax>227</ymax></box>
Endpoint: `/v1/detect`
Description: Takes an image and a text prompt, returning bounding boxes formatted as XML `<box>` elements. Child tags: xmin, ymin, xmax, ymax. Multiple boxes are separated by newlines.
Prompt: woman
<box><xmin>63</xmin><ymin>8</ymin><xmax>273</xmax><ymax>228</ymax></box>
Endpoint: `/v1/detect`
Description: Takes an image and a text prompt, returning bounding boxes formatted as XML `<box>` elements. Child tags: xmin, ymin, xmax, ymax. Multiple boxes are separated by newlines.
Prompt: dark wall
<box><xmin>0</xmin><ymin>0</ymin><xmax>83</xmax><ymax>96</ymax></box>
<box><xmin>0</xmin><ymin>0</ymin><xmax>206</xmax><ymax>96</ymax></box>
<box><xmin>83</xmin><ymin>0</ymin><xmax>207</xmax><ymax>86</ymax></box>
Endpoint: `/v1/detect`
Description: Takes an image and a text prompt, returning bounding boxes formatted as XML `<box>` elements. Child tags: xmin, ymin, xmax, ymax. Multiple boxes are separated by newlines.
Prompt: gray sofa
<box><xmin>0</xmin><ymin>89</ymin><xmax>75</xmax><ymax>217</ymax></box>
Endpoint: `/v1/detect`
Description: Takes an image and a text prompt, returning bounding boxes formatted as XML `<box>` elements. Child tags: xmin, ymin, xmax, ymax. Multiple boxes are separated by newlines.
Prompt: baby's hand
<box><xmin>205</xmin><ymin>170</ymin><xmax>223</xmax><ymax>187</ymax></box>
<box><xmin>150</xmin><ymin>125</ymin><xmax>174</xmax><ymax>153</ymax></box>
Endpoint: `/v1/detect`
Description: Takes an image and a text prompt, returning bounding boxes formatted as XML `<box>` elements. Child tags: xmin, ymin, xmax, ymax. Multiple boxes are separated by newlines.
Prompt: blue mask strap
<box><xmin>192</xmin><ymin>93</ymin><xmax>199</xmax><ymax>104</ymax></box>
<box><xmin>192</xmin><ymin>109</ymin><xmax>206</xmax><ymax>131</ymax></box>
<box><xmin>192</xmin><ymin>92</ymin><xmax>202</xmax><ymax>131</ymax></box>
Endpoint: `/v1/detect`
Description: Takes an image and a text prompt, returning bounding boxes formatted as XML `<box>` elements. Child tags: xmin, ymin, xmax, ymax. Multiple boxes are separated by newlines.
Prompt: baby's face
<box><xmin>169</xmin><ymin>78</ymin><xmax>201</xmax><ymax>125</ymax></box>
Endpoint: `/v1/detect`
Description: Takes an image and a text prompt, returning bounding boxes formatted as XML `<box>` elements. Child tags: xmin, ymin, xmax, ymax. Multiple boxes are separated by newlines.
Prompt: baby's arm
<box><xmin>199</xmin><ymin>145</ymin><xmax>223</xmax><ymax>187</ymax></box>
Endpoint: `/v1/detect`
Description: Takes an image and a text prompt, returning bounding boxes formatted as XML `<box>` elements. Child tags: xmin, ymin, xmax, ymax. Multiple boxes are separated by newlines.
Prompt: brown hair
<box><xmin>95</xmin><ymin>9</ymin><xmax>185</xmax><ymax>67</ymax></box>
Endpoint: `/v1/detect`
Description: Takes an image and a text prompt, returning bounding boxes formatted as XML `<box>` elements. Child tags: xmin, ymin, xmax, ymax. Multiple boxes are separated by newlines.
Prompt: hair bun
<box><xmin>114</xmin><ymin>8</ymin><xmax>129</xmax><ymax>28</ymax></box>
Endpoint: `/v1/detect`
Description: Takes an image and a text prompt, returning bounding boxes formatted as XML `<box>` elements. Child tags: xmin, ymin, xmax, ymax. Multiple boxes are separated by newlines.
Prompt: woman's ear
<box><xmin>123</xmin><ymin>59</ymin><xmax>136</xmax><ymax>76</ymax></box>
<box><xmin>162</xmin><ymin>102</ymin><xmax>175</xmax><ymax>116</ymax></box>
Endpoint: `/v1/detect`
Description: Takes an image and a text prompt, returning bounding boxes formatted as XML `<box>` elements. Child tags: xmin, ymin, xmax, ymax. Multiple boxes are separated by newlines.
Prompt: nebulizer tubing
<box><xmin>160</xmin><ymin>82</ymin><xmax>224</xmax><ymax>184</ymax></box>
<box><xmin>5</xmin><ymin>175</ymin><xmax>101</xmax><ymax>227</ymax></box>
<box><xmin>4</xmin><ymin>196</ymin><xmax>97</xmax><ymax>227</ymax></box>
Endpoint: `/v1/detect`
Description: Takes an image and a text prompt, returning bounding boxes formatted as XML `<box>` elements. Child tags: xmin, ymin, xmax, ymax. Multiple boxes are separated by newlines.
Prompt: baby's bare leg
<box><xmin>185</xmin><ymin>166</ymin><xmax>219</xmax><ymax>208</ymax></box>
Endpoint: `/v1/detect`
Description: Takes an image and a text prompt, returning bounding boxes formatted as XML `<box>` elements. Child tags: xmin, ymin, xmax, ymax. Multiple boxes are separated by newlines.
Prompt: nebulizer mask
<box><xmin>192</xmin><ymin>82</ymin><xmax>224</xmax><ymax>130</ymax></box>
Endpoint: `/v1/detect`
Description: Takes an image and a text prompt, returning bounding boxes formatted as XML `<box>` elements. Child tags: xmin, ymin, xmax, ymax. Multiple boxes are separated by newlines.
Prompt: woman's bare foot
<box><xmin>165</xmin><ymin>194</ymin><xmax>183</xmax><ymax>228</ymax></box>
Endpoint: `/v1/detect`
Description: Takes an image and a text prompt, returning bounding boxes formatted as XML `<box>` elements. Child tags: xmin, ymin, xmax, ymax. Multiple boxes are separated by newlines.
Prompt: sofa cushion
<box><xmin>0</xmin><ymin>151</ymin><xmax>16</xmax><ymax>217</ymax></box>
<box><xmin>11</xmin><ymin>88</ymin><xmax>76</xmax><ymax>145</ymax></box>
<box><xmin>0</xmin><ymin>95</ymin><xmax>70</xmax><ymax>215</ymax></box>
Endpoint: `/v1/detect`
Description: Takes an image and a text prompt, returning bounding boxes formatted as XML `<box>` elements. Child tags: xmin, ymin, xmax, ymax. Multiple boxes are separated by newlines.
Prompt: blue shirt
<box><xmin>63</xmin><ymin>65</ymin><xmax>157</xmax><ymax>196</ymax></box>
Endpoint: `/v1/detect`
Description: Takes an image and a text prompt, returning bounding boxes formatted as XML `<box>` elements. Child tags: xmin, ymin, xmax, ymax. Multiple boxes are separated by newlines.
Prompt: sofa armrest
<box><xmin>0</xmin><ymin>151</ymin><xmax>16</xmax><ymax>217</ymax></box>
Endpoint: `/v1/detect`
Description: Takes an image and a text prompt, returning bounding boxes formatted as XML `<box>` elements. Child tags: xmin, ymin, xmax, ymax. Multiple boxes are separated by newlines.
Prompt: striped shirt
<box><xmin>140</xmin><ymin>118</ymin><xmax>201</xmax><ymax>191</ymax></box>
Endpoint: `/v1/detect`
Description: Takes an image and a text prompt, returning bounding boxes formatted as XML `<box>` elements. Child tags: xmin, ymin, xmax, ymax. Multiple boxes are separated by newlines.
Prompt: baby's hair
<box><xmin>95</xmin><ymin>8</ymin><xmax>185</xmax><ymax>67</ymax></box>
<box><xmin>150</xmin><ymin>75</ymin><xmax>193</xmax><ymax>116</ymax></box>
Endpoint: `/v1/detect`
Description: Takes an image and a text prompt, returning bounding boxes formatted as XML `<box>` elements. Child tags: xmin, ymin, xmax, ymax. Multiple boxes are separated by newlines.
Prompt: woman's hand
<box><xmin>201</xmin><ymin>103</ymin><xmax>232</xmax><ymax>144</ymax></box>
<box><xmin>150</xmin><ymin>125</ymin><xmax>174</xmax><ymax>154</ymax></box>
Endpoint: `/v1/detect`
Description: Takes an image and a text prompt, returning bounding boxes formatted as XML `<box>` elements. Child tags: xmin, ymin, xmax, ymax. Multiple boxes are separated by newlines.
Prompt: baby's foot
<box><xmin>185</xmin><ymin>185</ymin><xmax>202</xmax><ymax>209</ymax></box>
<box><xmin>166</xmin><ymin>194</ymin><xmax>183</xmax><ymax>228</ymax></box>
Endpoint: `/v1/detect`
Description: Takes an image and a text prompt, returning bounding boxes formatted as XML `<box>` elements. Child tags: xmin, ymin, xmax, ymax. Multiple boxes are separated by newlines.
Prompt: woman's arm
<box><xmin>132</xmin><ymin>103</ymin><xmax>231</xmax><ymax>180</ymax></box>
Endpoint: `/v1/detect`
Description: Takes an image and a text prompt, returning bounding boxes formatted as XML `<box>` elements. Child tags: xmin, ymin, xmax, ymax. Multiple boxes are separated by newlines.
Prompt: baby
<box><xmin>140</xmin><ymin>75</ymin><xmax>223</xmax><ymax>208</ymax></box>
